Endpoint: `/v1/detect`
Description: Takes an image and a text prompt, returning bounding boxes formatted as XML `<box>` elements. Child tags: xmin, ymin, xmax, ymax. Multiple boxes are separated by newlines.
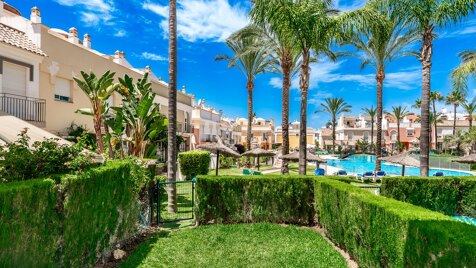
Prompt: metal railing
<box><xmin>0</xmin><ymin>93</ymin><xmax>46</xmax><ymax>123</ymax></box>
<box><xmin>177</xmin><ymin>123</ymin><xmax>193</xmax><ymax>133</ymax></box>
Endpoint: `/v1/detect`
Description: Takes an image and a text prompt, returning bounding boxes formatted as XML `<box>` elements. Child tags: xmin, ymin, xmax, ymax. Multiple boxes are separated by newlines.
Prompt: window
<box><xmin>407</xmin><ymin>129</ymin><xmax>414</xmax><ymax>137</ymax></box>
<box><xmin>2</xmin><ymin>61</ymin><xmax>27</xmax><ymax>96</ymax></box>
<box><xmin>54</xmin><ymin>78</ymin><xmax>72</xmax><ymax>102</ymax></box>
<box><xmin>363</xmin><ymin>132</ymin><xmax>369</xmax><ymax>141</ymax></box>
<box><xmin>348</xmin><ymin>132</ymin><xmax>354</xmax><ymax>140</ymax></box>
<box><xmin>391</xmin><ymin>131</ymin><xmax>397</xmax><ymax>141</ymax></box>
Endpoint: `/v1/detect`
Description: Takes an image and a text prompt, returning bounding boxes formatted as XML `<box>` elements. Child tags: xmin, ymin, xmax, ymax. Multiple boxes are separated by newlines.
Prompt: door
<box><xmin>2</xmin><ymin>61</ymin><xmax>27</xmax><ymax>96</ymax></box>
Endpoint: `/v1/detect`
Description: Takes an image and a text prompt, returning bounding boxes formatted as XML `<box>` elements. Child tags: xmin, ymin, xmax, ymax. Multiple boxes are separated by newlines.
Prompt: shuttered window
<box><xmin>2</xmin><ymin>61</ymin><xmax>27</xmax><ymax>96</ymax></box>
<box><xmin>54</xmin><ymin>78</ymin><xmax>72</xmax><ymax>102</ymax></box>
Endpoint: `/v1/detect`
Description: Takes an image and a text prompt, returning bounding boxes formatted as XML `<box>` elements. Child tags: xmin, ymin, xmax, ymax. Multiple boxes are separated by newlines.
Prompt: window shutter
<box><xmin>2</xmin><ymin>62</ymin><xmax>27</xmax><ymax>96</ymax></box>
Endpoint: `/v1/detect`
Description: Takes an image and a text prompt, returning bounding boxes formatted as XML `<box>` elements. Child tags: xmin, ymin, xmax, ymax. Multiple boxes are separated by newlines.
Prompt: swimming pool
<box><xmin>327</xmin><ymin>155</ymin><xmax>474</xmax><ymax>176</ymax></box>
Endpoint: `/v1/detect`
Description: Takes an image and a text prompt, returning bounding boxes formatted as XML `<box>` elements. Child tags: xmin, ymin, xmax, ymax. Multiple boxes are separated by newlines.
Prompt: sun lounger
<box><xmin>243</xmin><ymin>169</ymin><xmax>253</xmax><ymax>175</ymax></box>
<box><xmin>433</xmin><ymin>171</ymin><xmax>444</xmax><ymax>177</ymax></box>
<box><xmin>374</xmin><ymin>170</ymin><xmax>386</xmax><ymax>182</ymax></box>
<box><xmin>253</xmin><ymin>171</ymin><xmax>262</xmax><ymax>175</ymax></box>
<box><xmin>335</xmin><ymin>170</ymin><xmax>348</xmax><ymax>176</ymax></box>
<box><xmin>314</xmin><ymin>168</ymin><xmax>325</xmax><ymax>176</ymax></box>
<box><xmin>358</xmin><ymin>171</ymin><xmax>375</xmax><ymax>182</ymax></box>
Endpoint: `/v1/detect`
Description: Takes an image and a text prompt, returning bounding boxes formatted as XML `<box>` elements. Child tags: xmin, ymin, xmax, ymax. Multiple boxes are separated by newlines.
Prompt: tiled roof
<box><xmin>0</xmin><ymin>23</ymin><xmax>46</xmax><ymax>56</ymax></box>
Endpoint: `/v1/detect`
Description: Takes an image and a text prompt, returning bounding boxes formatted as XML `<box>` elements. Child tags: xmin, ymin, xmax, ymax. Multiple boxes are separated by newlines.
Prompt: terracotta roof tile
<box><xmin>0</xmin><ymin>24</ymin><xmax>46</xmax><ymax>56</ymax></box>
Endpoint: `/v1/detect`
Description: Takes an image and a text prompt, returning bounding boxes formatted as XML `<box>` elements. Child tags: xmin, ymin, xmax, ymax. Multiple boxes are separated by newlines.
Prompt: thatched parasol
<box><xmin>280</xmin><ymin>151</ymin><xmax>327</xmax><ymax>168</ymax></box>
<box><xmin>198</xmin><ymin>138</ymin><xmax>240</xmax><ymax>175</ymax></box>
<box><xmin>242</xmin><ymin>148</ymin><xmax>275</xmax><ymax>170</ymax></box>
<box><xmin>381</xmin><ymin>152</ymin><xmax>420</xmax><ymax>176</ymax></box>
<box><xmin>452</xmin><ymin>154</ymin><xmax>476</xmax><ymax>164</ymax></box>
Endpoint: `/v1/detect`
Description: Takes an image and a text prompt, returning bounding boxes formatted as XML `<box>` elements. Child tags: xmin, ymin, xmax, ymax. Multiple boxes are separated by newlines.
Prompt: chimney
<box><xmin>145</xmin><ymin>65</ymin><xmax>151</xmax><ymax>73</ymax></box>
<box><xmin>201</xmin><ymin>99</ymin><xmax>206</xmax><ymax>107</ymax></box>
<box><xmin>181</xmin><ymin>86</ymin><xmax>186</xmax><ymax>93</ymax></box>
<box><xmin>68</xmin><ymin>27</ymin><xmax>79</xmax><ymax>44</ymax></box>
<box><xmin>31</xmin><ymin>6</ymin><xmax>41</xmax><ymax>23</ymax></box>
<box><xmin>83</xmin><ymin>34</ymin><xmax>91</xmax><ymax>48</ymax></box>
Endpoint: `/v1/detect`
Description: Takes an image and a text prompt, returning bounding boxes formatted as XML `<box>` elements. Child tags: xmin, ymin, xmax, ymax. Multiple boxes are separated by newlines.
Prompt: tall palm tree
<box><xmin>251</xmin><ymin>0</ymin><xmax>338</xmax><ymax>174</ymax></box>
<box><xmin>430</xmin><ymin>91</ymin><xmax>444</xmax><ymax>150</ymax></box>
<box><xmin>344</xmin><ymin>0</ymin><xmax>419</xmax><ymax>170</ymax></box>
<box><xmin>73</xmin><ymin>71</ymin><xmax>117</xmax><ymax>155</ymax></box>
<box><xmin>446</xmin><ymin>89</ymin><xmax>465</xmax><ymax>135</ymax></box>
<box><xmin>417</xmin><ymin>111</ymin><xmax>445</xmax><ymax>148</ymax></box>
<box><xmin>462</xmin><ymin>97</ymin><xmax>476</xmax><ymax>129</ymax></box>
<box><xmin>216</xmin><ymin>33</ymin><xmax>271</xmax><ymax>166</ymax></box>
<box><xmin>167</xmin><ymin>0</ymin><xmax>178</xmax><ymax>214</ymax></box>
<box><xmin>232</xmin><ymin>25</ymin><xmax>301</xmax><ymax>174</ymax></box>
<box><xmin>393</xmin><ymin>0</ymin><xmax>476</xmax><ymax>176</ymax></box>
<box><xmin>320</xmin><ymin>98</ymin><xmax>352</xmax><ymax>154</ymax></box>
<box><xmin>387</xmin><ymin>106</ymin><xmax>411</xmax><ymax>152</ymax></box>
<box><xmin>362</xmin><ymin>106</ymin><xmax>377</xmax><ymax>152</ymax></box>
<box><xmin>452</xmin><ymin>49</ymin><xmax>476</xmax><ymax>91</ymax></box>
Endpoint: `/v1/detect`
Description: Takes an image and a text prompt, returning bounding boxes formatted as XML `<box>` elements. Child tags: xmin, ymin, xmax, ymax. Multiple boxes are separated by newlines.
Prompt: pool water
<box><xmin>327</xmin><ymin>155</ymin><xmax>473</xmax><ymax>176</ymax></box>
<box><xmin>452</xmin><ymin>216</ymin><xmax>476</xmax><ymax>226</ymax></box>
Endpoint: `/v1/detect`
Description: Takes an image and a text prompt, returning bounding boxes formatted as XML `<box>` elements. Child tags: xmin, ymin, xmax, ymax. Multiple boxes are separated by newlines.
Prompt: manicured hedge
<box><xmin>315</xmin><ymin>178</ymin><xmax>476</xmax><ymax>267</ymax></box>
<box><xmin>381</xmin><ymin>176</ymin><xmax>476</xmax><ymax>217</ymax></box>
<box><xmin>0</xmin><ymin>179</ymin><xmax>59</xmax><ymax>267</ymax></box>
<box><xmin>178</xmin><ymin>150</ymin><xmax>210</xmax><ymax>180</ymax></box>
<box><xmin>195</xmin><ymin>175</ymin><xmax>351</xmax><ymax>225</ymax></box>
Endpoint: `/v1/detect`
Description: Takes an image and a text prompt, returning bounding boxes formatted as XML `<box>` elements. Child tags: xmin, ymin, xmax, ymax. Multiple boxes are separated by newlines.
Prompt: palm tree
<box><xmin>430</xmin><ymin>91</ymin><xmax>444</xmax><ymax>150</ymax></box>
<box><xmin>232</xmin><ymin>25</ymin><xmax>301</xmax><ymax>174</ymax></box>
<box><xmin>393</xmin><ymin>0</ymin><xmax>476</xmax><ymax>176</ymax></box>
<box><xmin>446</xmin><ymin>89</ymin><xmax>465</xmax><ymax>135</ymax></box>
<box><xmin>73</xmin><ymin>71</ymin><xmax>117</xmax><ymax>155</ymax></box>
<box><xmin>320</xmin><ymin>98</ymin><xmax>352</xmax><ymax>154</ymax></box>
<box><xmin>362</xmin><ymin>106</ymin><xmax>377</xmax><ymax>152</ymax></box>
<box><xmin>452</xmin><ymin>49</ymin><xmax>476</xmax><ymax>91</ymax></box>
<box><xmin>462</xmin><ymin>97</ymin><xmax>476</xmax><ymax>129</ymax></box>
<box><xmin>216</xmin><ymin>32</ymin><xmax>271</xmax><ymax>167</ymax></box>
<box><xmin>387</xmin><ymin>106</ymin><xmax>411</xmax><ymax>152</ymax></box>
<box><xmin>251</xmin><ymin>0</ymin><xmax>338</xmax><ymax>174</ymax></box>
<box><xmin>167</xmin><ymin>0</ymin><xmax>178</xmax><ymax>213</ymax></box>
<box><xmin>344</xmin><ymin>0</ymin><xmax>419</xmax><ymax>170</ymax></box>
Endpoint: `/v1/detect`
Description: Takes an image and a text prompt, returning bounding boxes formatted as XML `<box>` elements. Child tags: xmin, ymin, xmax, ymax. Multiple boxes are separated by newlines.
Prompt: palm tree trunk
<box><xmin>419</xmin><ymin>26</ymin><xmax>433</xmax><ymax>177</ymax></box>
<box><xmin>93</xmin><ymin>111</ymin><xmax>105</xmax><ymax>154</ymax></box>
<box><xmin>375</xmin><ymin>67</ymin><xmax>385</xmax><ymax>171</ymax></box>
<box><xmin>397</xmin><ymin>122</ymin><xmax>401</xmax><ymax>152</ymax></box>
<box><xmin>103</xmin><ymin>120</ymin><xmax>114</xmax><ymax>159</ymax></box>
<box><xmin>246</xmin><ymin>79</ymin><xmax>254</xmax><ymax>167</ymax></box>
<box><xmin>298</xmin><ymin>50</ymin><xmax>310</xmax><ymax>175</ymax></box>
<box><xmin>167</xmin><ymin>0</ymin><xmax>178</xmax><ymax>214</ymax></box>
<box><xmin>281</xmin><ymin>56</ymin><xmax>291</xmax><ymax>175</ymax></box>
<box><xmin>370</xmin><ymin>119</ymin><xmax>374</xmax><ymax>152</ymax></box>
<box><xmin>432</xmin><ymin>99</ymin><xmax>438</xmax><ymax>150</ymax></box>
<box><xmin>332</xmin><ymin>116</ymin><xmax>336</xmax><ymax>154</ymax></box>
<box><xmin>453</xmin><ymin>104</ymin><xmax>457</xmax><ymax>135</ymax></box>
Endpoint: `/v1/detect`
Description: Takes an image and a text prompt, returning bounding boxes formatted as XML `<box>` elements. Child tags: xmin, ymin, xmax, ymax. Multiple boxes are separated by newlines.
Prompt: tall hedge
<box><xmin>315</xmin><ymin>178</ymin><xmax>476</xmax><ymax>267</ymax></box>
<box><xmin>381</xmin><ymin>176</ymin><xmax>476</xmax><ymax>217</ymax></box>
<box><xmin>179</xmin><ymin>150</ymin><xmax>210</xmax><ymax>180</ymax></box>
<box><xmin>0</xmin><ymin>179</ymin><xmax>59</xmax><ymax>267</ymax></box>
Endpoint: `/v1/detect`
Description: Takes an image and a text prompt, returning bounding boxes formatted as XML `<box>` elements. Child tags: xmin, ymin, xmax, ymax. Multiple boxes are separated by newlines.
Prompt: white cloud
<box><xmin>142</xmin><ymin>0</ymin><xmax>249</xmax><ymax>42</ymax></box>
<box><xmin>141</xmin><ymin>52</ymin><xmax>167</xmax><ymax>61</ymax></box>
<box><xmin>441</xmin><ymin>19</ymin><xmax>476</xmax><ymax>38</ymax></box>
<box><xmin>54</xmin><ymin>0</ymin><xmax>115</xmax><ymax>26</ymax></box>
<box><xmin>114</xmin><ymin>29</ymin><xmax>127</xmax><ymax>37</ymax></box>
<box><xmin>269</xmin><ymin>77</ymin><xmax>282</xmax><ymax>89</ymax></box>
<box><xmin>335</xmin><ymin>0</ymin><xmax>366</xmax><ymax>12</ymax></box>
<box><xmin>308</xmin><ymin>91</ymin><xmax>334</xmax><ymax>106</ymax></box>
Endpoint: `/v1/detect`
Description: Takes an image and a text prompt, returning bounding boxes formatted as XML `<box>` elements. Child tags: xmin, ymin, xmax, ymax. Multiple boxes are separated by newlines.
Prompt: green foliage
<box><xmin>0</xmin><ymin>178</ymin><xmax>59</xmax><ymax>267</ymax></box>
<box><xmin>196</xmin><ymin>175</ymin><xmax>317</xmax><ymax>225</ymax></box>
<box><xmin>219</xmin><ymin>156</ymin><xmax>234</xmax><ymax>168</ymax></box>
<box><xmin>65</xmin><ymin>122</ymin><xmax>97</xmax><ymax>150</ymax></box>
<box><xmin>315</xmin><ymin>178</ymin><xmax>476</xmax><ymax>267</ymax></box>
<box><xmin>381</xmin><ymin>177</ymin><xmax>476</xmax><ymax>218</ymax></box>
<box><xmin>178</xmin><ymin>150</ymin><xmax>210</xmax><ymax>180</ymax></box>
<box><xmin>0</xmin><ymin>129</ymin><xmax>97</xmax><ymax>183</ymax></box>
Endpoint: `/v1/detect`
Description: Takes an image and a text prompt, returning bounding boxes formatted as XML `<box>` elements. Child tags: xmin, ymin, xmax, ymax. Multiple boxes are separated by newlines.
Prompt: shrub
<box><xmin>219</xmin><ymin>156</ymin><xmax>234</xmax><ymax>168</ymax></box>
<box><xmin>178</xmin><ymin>150</ymin><xmax>210</xmax><ymax>180</ymax></box>
<box><xmin>315</xmin><ymin>178</ymin><xmax>476</xmax><ymax>267</ymax></box>
<box><xmin>0</xmin><ymin>179</ymin><xmax>59</xmax><ymax>267</ymax></box>
<box><xmin>381</xmin><ymin>177</ymin><xmax>476</xmax><ymax>217</ymax></box>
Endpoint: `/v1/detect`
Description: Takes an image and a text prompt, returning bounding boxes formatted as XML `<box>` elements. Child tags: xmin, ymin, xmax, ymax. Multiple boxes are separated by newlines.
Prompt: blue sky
<box><xmin>11</xmin><ymin>0</ymin><xmax>476</xmax><ymax>128</ymax></box>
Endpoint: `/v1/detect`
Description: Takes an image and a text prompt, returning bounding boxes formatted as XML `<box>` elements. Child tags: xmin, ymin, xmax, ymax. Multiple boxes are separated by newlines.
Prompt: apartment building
<box><xmin>220</xmin><ymin>116</ymin><xmax>242</xmax><ymax>145</ymax></box>
<box><xmin>191</xmin><ymin>98</ymin><xmax>222</xmax><ymax>145</ymax></box>
<box><xmin>0</xmin><ymin>3</ymin><xmax>194</xmax><ymax>147</ymax></box>
<box><xmin>274</xmin><ymin>121</ymin><xmax>316</xmax><ymax>149</ymax></box>
<box><xmin>385</xmin><ymin>114</ymin><xmax>420</xmax><ymax>151</ymax></box>
<box><xmin>237</xmin><ymin>117</ymin><xmax>275</xmax><ymax>149</ymax></box>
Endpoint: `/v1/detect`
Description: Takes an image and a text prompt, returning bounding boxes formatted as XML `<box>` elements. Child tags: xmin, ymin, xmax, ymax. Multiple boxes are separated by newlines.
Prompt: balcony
<box><xmin>0</xmin><ymin>93</ymin><xmax>46</xmax><ymax>125</ymax></box>
<box><xmin>177</xmin><ymin>123</ymin><xmax>193</xmax><ymax>134</ymax></box>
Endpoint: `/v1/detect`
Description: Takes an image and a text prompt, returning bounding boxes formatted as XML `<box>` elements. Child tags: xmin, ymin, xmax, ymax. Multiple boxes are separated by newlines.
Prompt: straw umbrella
<box><xmin>241</xmin><ymin>148</ymin><xmax>275</xmax><ymax>170</ymax></box>
<box><xmin>198</xmin><ymin>138</ymin><xmax>240</xmax><ymax>175</ymax></box>
<box><xmin>452</xmin><ymin>154</ymin><xmax>476</xmax><ymax>164</ymax></box>
<box><xmin>381</xmin><ymin>152</ymin><xmax>420</xmax><ymax>176</ymax></box>
<box><xmin>280</xmin><ymin>151</ymin><xmax>327</xmax><ymax>170</ymax></box>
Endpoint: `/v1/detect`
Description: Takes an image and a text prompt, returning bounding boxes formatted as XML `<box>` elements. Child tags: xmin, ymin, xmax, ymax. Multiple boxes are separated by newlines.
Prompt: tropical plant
<box><xmin>462</xmin><ymin>97</ymin><xmax>476</xmax><ymax>128</ymax></box>
<box><xmin>413</xmin><ymin>98</ymin><xmax>422</xmax><ymax>109</ymax></box>
<box><xmin>251</xmin><ymin>0</ymin><xmax>339</xmax><ymax>174</ymax></box>
<box><xmin>452</xmin><ymin>48</ymin><xmax>476</xmax><ymax>91</ymax></box>
<box><xmin>344</xmin><ymin>0</ymin><xmax>419</xmax><ymax>170</ymax></box>
<box><xmin>362</xmin><ymin>106</ymin><xmax>377</xmax><ymax>152</ymax></box>
<box><xmin>417</xmin><ymin>111</ymin><xmax>444</xmax><ymax>147</ymax></box>
<box><xmin>445</xmin><ymin>89</ymin><xmax>465</xmax><ymax>135</ymax></box>
<box><xmin>392</xmin><ymin>0</ymin><xmax>476</xmax><ymax>176</ymax></box>
<box><xmin>73</xmin><ymin>71</ymin><xmax>118</xmax><ymax>155</ymax></box>
<box><xmin>320</xmin><ymin>98</ymin><xmax>352</xmax><ymax>154</ymax></box>
<box><xmin>430</xmin><ymin>91</ymin><xmax>444</xmax><ymax>149</ymax></box>
<box><xmin>449</xmin><ymin>130</ymin><xmax>467</xmax><ymax>155</ymax></box>
<box><xmin>355</xmin><ymin>139</ymin><xmax>370</xmax><ymax>153</ymax></box>
<box><xmin>216</xmin><ymin>31</ymin><xmax>271</xmax><ymax>167</ymax></box>
<box><xmin>387</xmin><ymin>106</ymin><xmax>411</xmax><ymax>152</ymax></box>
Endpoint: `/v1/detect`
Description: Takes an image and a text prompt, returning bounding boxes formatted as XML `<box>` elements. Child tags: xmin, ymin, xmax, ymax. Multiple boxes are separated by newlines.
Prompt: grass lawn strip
<box><xmin>120</xmin><ymin>223</ymin><xmax>347</xmax><ymax>268</ymax></box>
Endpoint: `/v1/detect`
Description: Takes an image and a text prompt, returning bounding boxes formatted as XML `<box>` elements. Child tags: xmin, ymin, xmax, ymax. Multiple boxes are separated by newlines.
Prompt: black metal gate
<box><xmin>157</xmin><ymin>178</ymin><xmax>195</xmax><ymax>224</ymax></box>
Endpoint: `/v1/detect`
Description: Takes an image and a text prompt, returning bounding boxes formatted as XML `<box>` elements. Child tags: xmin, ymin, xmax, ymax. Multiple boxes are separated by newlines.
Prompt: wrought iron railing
<box><xmin>0</xmin><ymin>93</ymin><xmax>46</xmax><ymax>123</ymax></box>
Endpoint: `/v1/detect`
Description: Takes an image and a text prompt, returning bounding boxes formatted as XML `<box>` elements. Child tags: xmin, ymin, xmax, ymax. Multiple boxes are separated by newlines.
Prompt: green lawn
<box><xmin>158</xmin><ymin>182</ymin><xmax>194</xmax><ymax>228</ymax></box>
<box><xmin>207</xmin><ymin>165</ymin><xmax>276</xmax><ymax>176</ymax></box>
<box><xmin>121</xmin><ymin>223</ymin><xmax>347</xmax><ymax>268</ymax></box>
<box><xmin>267</xmin><ymin>163</ymin><xmax>316</xmax><ymax>175</ymax></box>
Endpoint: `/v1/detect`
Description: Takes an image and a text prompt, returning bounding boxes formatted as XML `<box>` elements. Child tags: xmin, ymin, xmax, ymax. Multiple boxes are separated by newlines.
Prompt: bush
<box><xmin>381</xmin><ymin>177</ymin><xmax>476</xmax><ymax>217</ymax></box>
<box><xmin>315</xmin><ymin>178</ymin><xmax>476</xmax><ymax>267</ymax></box>
<box><xmin>178</xmin><ymin>150</ymin><xmax>210</xmax><ymax>180</ymax></box>
<box><xmin>0</xmin><ymin>179</ymin><xmax>59</xmax><ymax>267</ymax></box>
<box><xmin>219</xmin><ymin>156</ymin><xmax>234</xmax><ymax>168</ymax></box>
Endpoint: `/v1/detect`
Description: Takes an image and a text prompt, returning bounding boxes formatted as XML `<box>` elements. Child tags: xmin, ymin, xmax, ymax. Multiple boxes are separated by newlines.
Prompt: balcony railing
<box><xmin>0</xmin><ymin>93</ymin><xmax>46</xmax><ymax>123</ymax></box>
<box><xmin>177</xmin><ymin>123</ymin><xmax>193</xmax><ymax>133</ymax></box>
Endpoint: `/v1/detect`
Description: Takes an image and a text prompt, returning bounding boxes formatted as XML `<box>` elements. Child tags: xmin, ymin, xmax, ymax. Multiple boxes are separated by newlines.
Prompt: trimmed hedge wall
<box><xmin>315</xmin><ymin>178</ymin><xmax>476</xmax><ymax>267</ymax></box>
<box><xmin>0</xmin><ymin>179</ymin><xmax>59</xmax><ymax>267</ymax></box>
<box><xmin>381</xmin><ymin>176</ymin><xmax>476</xmax><ymax>217</ymax></box>
<box><xmin>179</xmin><ymin>150</ymin><xmax>211</xmax><ymax>180</ymax></box>
<box><xmin>0</xmin><ymin>161</ymin><xmax>145</xmax><ymax>267</ymax></box>
<box><xmin>196</xmin><ymin>175</ymin><xmax>351</xmax><ymax>225</ymax></box>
